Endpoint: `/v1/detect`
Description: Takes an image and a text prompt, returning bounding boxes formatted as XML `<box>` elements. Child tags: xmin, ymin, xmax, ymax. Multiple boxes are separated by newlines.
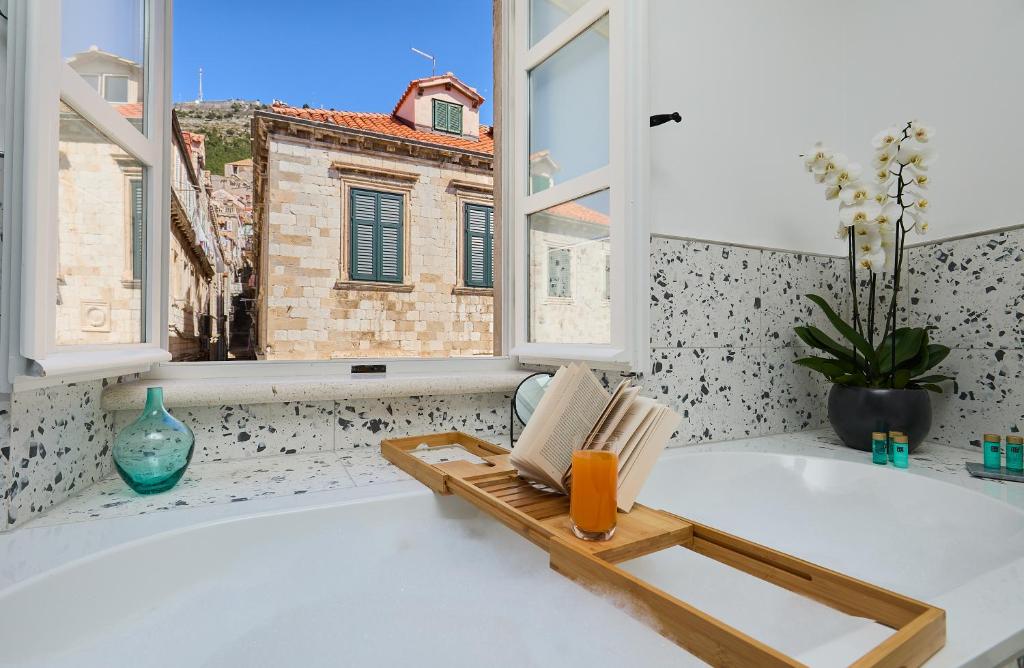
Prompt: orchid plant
<box><xmin>795</xmin><ymin>121</ymin><xmax>954</xmax><ymax>392</ymax></box>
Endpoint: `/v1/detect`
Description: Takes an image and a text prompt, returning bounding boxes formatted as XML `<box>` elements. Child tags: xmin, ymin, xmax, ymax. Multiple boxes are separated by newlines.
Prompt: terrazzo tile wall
<box><xmin>1</xmin><ymin>379</ymin><xmax>116</xmax><ymax>530</ymax></box>
<box><xmin>907</xmin><ymin>225</ymin><xmax>1023</xmax><ymax>450</ymax></box>
<box><xmin>646</xmin><ymin>235</ymin><xmax>850</xmax><ymax>445</ymax></box>
<box><xmin>109</xmin><ymin>393</ymin><xmax>511</xmax><ymax>465</ymax></box>
<box><xmin>1</xmin><ymin>388</ymin><xmax>511</xmax><ymax>531</ymax></box>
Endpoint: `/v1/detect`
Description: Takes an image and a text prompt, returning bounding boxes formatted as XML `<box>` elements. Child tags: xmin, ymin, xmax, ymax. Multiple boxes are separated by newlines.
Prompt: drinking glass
<box><xmin>570</xmin><ymin>450</ymin><xmax>617</xmax><ymax>541</ymax></box>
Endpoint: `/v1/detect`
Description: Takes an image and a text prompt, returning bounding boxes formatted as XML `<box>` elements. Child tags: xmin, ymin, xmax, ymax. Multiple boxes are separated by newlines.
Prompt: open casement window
<box><xmin>3</xmin><ymin>0</ymin><xmax>171</xmax><ymax>388</ymax></box>
<box><xmin>509</xmin><ymin>0</ymin><xmax>648</xmax><ymax>370</ymax></box>
<box><xmin>349</xmin><ymin>189</ymin><xmax>404</xmax><ymax>284</ymax></box>
<box><xmin>464</xmin><ymin>203</ymin><xmax>494</xmax><ymax>288</ymax></box>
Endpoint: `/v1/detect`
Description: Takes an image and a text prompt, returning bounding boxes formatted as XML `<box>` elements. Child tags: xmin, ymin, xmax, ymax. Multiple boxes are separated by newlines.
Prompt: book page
<box><xmin>581</xmin><ymin>378</ymin><xmax>632</xmax><ymax>449</ymax></box>
<box><xmin>511</xmin><ymin>364</ymin><xmax>610</xmax><ymax>492</ymax></box>
<box><xmin>588</xmin><ymin>386</ymin><xmax>641</xmax><ymax>450</ymax></box>
<box><xmin>617</xmin><ymin>406</ymin><xmax>682</xmax><ymax>511</ymax></box>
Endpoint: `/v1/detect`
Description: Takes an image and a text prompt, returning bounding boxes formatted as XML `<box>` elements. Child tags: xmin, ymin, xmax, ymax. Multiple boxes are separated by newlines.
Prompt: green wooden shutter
<box><xmin>350</xmin><ymin>189</ymin><xmax>404</xmax><ymax>283</ymax></box>
<box><xmin>447</xmin><ymin>104</ymin><xmax>463</xmax><ymax>134</ymax></box>
<box><xmin>464</xmin><ymin>203</ymin><xmax>493</xmax><ymax>288</ymax></box>
<box><xmin>376</xmin><ymin>192</ymin><xmax>404</xmax><ymax>283</ymax></box>
<box><xmin>350</xmin><ymin>189</ymin><xmax>378</xmax><ymax>281</ymax></box>
<box><xmin>433</xmin><ymin>99</ymin><xmax>448</xmax><ymax>132</ymax></box>
<box><xmin>130</xmin><ymin>178</ymin><xmax>145</xmax><ymax>282</ymax></box>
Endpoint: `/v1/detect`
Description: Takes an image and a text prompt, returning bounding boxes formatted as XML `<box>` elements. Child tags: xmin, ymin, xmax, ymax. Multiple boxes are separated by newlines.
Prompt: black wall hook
<box><xmin>650</xmin><ymin>112</ymin><xmax>682</xmax><ymax>127</ymax></box>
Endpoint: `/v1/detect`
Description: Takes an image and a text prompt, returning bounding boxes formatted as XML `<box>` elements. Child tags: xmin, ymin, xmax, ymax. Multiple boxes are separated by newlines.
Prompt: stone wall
<box><xmin>259</xmin><ymin>135</ymin><xmax>494</xmax><ymax>359</ymax></box>
<box><xmin>56</xmin><ymin>112</ymin><xmax>144</xmax><ymax>345</ymax></box>
<box><xmin>167</xmin><ymin>222</ymin><xmax>213</xmax><ymax>361</ymax></box>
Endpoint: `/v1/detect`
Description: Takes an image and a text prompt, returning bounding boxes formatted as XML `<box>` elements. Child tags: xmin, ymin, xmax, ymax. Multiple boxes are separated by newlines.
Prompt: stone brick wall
<box><xmin>259</xmin><ymin>134</ymin><xmax>494</xmax><ymax>360</ymax></box>
<box><xmin>56</xmin><ymin>120</ymin><xmax>143</xmax><ymax>346</ymax></box>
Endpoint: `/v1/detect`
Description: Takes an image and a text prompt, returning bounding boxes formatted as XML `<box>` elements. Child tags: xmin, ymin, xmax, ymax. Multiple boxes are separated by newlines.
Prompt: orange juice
<box><xmin>570</xmin><ymin>450</ymin><xmax>618</xmax><ymax>541</ymax></box>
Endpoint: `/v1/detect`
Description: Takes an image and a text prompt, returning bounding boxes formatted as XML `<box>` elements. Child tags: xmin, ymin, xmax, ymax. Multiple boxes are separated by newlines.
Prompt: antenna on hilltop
<box><xmin>195</xmin><ymin>67</ymin><xmax>204</xmax><ymax>104</ymax></box>
<box><xmin>411</xmin><ymin>48</ymin><xmax>436</xmax><ymax>77</ymax></box>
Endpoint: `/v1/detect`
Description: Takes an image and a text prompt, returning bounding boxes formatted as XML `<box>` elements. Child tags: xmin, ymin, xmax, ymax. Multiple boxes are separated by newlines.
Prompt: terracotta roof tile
<box><xmin>269</xmin><ymin>102</ymin><xmax>493</xmax><ymax>156</ymax></box>
<box><xmin>114</xmin><ymin>103</ymin><xmax>143</xmax><ymax>119</ymax></box>
<box><xmin>544</xmin><ymin>201</ymin><xmax>609</xmax><ymax>226</ymax></box>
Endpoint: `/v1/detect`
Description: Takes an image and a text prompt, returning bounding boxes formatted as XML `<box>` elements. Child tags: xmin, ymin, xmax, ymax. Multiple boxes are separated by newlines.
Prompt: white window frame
<box><xmin>510</xmin><ymin>0</ymin><xmax>649</xmax><ymax>371</ymax></box>
<box><xmin>1</xmin><ymin>0</ymin><xmax>648</xmax><ymax>389</ymax></box>
<box><xmin>1</xmin><ymin>0</ymin><xmax>172</xmax><ymax>391</ymax></box>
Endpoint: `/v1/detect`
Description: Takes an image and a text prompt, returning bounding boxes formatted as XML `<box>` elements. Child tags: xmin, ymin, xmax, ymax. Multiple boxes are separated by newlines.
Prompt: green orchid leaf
<box><xmin>920</xmin><ymin>344</ymin><xmax>951</xmax><ymax>372</ymax></box>
<box><xmin>878</xmin><ymin>328</ymin><xmax>925</xmax><ymax>375</ymax></box>
<box><xmin>795</xmin><ymin>326</ymin><xmax>859</xmax><ymax>365</ymax></box>
<box><xmin>834</xmin><ymin>372</ymin><xmax>868</xmax><ymax>387</ymax></box>
<box><xmin>911</xmin><ymin>374</ymin><xmax>955</xmax><ymax>384</ymax></box>
<box><xmin>805</xmin><ymin>294</ymin><xmax>876</xmax><ymax>369</ymax></box>
<box><xmin>918</xmin><ymin>383</ymin><xmax>944</xmax><ymax>394</ymax></box>
<box><xmin>795</xmin><ymin>356</ymin><xmax>856</xmax><ymax>379</ymax></box>
<box><xmin>892</xmin><ymin>369</ymin><xmax>913</xmax><ymax>389</ymax></box>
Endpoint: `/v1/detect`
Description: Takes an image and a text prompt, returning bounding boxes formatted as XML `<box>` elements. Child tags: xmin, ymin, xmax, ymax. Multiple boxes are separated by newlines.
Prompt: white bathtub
<box><xmin>1</xmin><ymin>450</ymin><xmax>1022</xmax><ymax>667</ymax></box>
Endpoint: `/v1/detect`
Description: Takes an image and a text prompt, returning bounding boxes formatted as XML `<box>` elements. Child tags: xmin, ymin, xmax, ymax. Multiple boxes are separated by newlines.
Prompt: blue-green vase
<box><xmin>113</xmin><ymin>387</ymin><xmax>195</xmax><ymax>494</ymax></box>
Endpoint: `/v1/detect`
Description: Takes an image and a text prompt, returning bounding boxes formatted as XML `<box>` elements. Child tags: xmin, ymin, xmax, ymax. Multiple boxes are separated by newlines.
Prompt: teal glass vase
<box><xmin>113</xmin><ymin>387</ymin><xmax>195</xmax><ymax>494</ymax></box>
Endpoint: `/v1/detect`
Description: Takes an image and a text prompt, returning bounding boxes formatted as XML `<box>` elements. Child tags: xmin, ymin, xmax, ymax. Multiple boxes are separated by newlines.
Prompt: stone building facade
<box><xmin>252</xmin><ymin>74</ymin><xmax>496</xmax><ymax>360</ymax></box>
<box><xmin>168</xmin><ymin>113</ymin><xmax>230</xmax><ymax>360</ymax></box>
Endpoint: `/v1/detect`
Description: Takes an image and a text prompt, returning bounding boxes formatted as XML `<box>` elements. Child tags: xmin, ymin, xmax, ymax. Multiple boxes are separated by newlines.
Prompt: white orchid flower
<box><xmin>897</xmin><ymin>141</ymin><xmax>937</xmax><ymax>171</ymax></box>
<box><xmin>857</xmin><ymin>249</ymin><xmax>889</xmax><ymax>274</ymax></box>
<box><xmin>910</xmin><ymin>173</ymin><xmax>929</xmax><ymax>189</ymax></box>
<box><xmin>874</xmin><ymin>202</ymin><xmax>901</xmax><ymax>226</ymax></box>
<box><xmin>839</xmin><ymin>200</ymin><xmax>882</xmax><ymax>227</ymax></box>
<box><xmin>824</xmin><ymin>184</ymin><xmax>841</xmax><ymax>200</ymax></box>
<box><xmin>873</xmin><ymin>148</ymin><xmax>896</xmax><ymax>169</ymax></box>
<box><xmin>872</xmin><ymin>127</ymin><xmax>901</xmax><ymax>150</ymax></box>
<box><xmin>874</xmin><ymin>168</ymin><xmax>894</xmax><ymax>186</ymax></box>
<box><xmin>836</xmin><ymin>221</ymin><xmax>850</xmax><ymax>240</ymax></box>
<box><xmin>914</xmin><ymin>197</ymin><xmax>929</xmax><ymax>213</ymax></box>
<box><xmin>874</xmin><ymin>190</ymin><xmax>890</xmax><ymax>206</ymax></box>
<box><xmin>829</xmin><ymin>162</ymin><xmax>862</xmax><ymax>188</ymax></box>
<box><xmin>853</xmin><ymin>222</ymin><xmax>882</xmax><ymax>255</ymax></box>
<box><xmin>910</xmin><ymin>121</ymin><xmax>935</xmax><ymax>143</ymax></box>
<box><xmin>839</xmin><ymin>182</ymin><xmax>873</xmax><ymax>206</ymax></box>
<box><xmin>803</xmin><ymin>142</ymin><xmax>832</xmax><ymax>174</ymax></box>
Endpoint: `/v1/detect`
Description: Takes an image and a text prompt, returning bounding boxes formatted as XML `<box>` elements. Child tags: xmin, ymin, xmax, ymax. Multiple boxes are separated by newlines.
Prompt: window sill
<box><xmin>452</xmin><ymin>286</ymin><xmax>494</xmax><ymax>297</ymax></box>
<box><xmin>333</xmin><ymin>280</ymin><xmax>415</xmax><ymax>293</ymax></box>
<box><xmin>101</xmin><ymin>369</ymin><xmax>533</xmax><ymax>411</ymax></box>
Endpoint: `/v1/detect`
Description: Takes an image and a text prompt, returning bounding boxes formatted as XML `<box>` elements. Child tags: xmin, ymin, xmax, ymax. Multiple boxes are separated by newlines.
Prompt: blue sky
<box><xmin>173</xmin><ymin>0</ymin><xmax>494</xmax><ymax>124</ymax></box>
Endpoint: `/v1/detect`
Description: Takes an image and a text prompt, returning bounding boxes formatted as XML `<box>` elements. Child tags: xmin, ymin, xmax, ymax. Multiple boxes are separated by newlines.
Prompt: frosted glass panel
<box><xmin>528</xmin><ymin>190</ymin><xmax>611</xmax><ymax>344</ymax></box>
<box><xmin>62</xmin><ymin>0</ymin><xmax>147</xmax><ymax>133</ymax></box>
<box><xmin>528</xmin><ymin>15</ymin><xmax>609</xmax><ymax>195</ymax></box>
<box><xmin>530</xmin><ymin>0</ymin><xmax>590</xmax><ymax>46</ymax></box>
<box><xmin>57</xmin><ymin>102</ymin><xmax>145</xmax><ymax>345</ymax></box>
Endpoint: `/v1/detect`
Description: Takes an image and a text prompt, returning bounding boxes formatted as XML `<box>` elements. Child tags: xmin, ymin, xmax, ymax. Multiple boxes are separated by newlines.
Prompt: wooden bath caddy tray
<box><xmin>382</xmin><ymin>432</ymin><xmax>945</xmax><ymax>667</ymax></box>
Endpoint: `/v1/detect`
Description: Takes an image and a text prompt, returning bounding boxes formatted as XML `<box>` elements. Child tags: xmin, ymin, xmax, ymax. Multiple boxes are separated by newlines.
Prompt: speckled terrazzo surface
<box><xmin>22</xmin><ymin>429</ymin><xmax>1023</xmax><ymax>529</ymax></box>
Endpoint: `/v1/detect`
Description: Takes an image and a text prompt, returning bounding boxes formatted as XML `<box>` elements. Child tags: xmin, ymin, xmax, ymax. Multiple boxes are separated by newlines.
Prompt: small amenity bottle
<box><xmin>871</xmin><ymin>432</ymin><xmax>888</xmax><ymax>465</ymax></box>
<box><xmin>892</xmin><ymin>435</ymin><xmax>910</xmax><ymax>469</ymax></box>
<box><xmin>1006</xmin><ymin>435</ymin><xmax>1023</xmax><ymax>473</ymax></box>
<box><xmin>983</xmin><ymin>434</ymin><xmax>1003</xmax><ymax>470</ymax></box>
<box><xmin>887</xmin><ymin>431</ymin><xmax>904</xmax><ymax>463</ymax></box>
<box><xmin>570</xmin><ymin>450</ymin><xmax>617</xmax><ymax>541</ymax></box>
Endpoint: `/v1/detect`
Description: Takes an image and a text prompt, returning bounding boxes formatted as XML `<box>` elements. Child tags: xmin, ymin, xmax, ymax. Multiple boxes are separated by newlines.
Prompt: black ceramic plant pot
<box><xmin>827</xmin><ymin>385</ymin><xmax>932</xmax><ymax>453</ymax></box>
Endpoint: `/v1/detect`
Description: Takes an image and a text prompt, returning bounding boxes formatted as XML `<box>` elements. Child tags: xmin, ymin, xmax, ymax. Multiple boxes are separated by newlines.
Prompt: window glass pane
<box><xmin>528</xmin><ymin>15</ymin><xmax>609</xmax><ymax>194</ymax></box>
<box><xmin>57</xmin><ymin>102</ymin><xmax>145</xmax><ymax>346</ymax></box>
<box><xmin>104</xmin><ymin>75</ymin><xmax>130</xmax><ymax>103</ymax></box>
<box><xmin>62</xmin><ymin>0</ymin><xmax>146</xmax><ymax>132</ymax></box>
<box><xmin>530</xmin><ymin>0</ymin><xmax>590</xmax><ymax>46</ymax></box>
<box><xmin>528</xmin><ymin>189</ymin><xmax>610</xmax><ymax>344</ymax></box>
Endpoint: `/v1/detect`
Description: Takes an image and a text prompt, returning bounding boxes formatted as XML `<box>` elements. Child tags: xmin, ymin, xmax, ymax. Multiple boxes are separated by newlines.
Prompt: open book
<box><xmin>510</xmin><ymin>364</ymin><xmax>681</xmax><ymax>512</ymax></box>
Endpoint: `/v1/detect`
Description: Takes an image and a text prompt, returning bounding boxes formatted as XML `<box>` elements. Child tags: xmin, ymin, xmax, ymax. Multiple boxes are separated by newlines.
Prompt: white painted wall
<box><xmin>648</xmin><ymin>0</ymin><xmax>1024</xmax><ymax>254</ymax></box>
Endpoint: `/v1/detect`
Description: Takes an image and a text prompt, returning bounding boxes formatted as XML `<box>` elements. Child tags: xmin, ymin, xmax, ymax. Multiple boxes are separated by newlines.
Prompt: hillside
<box><xmin>173</xmin><ymin>100</ymin><xmax>263</xmax><ymax>176</ymax></box>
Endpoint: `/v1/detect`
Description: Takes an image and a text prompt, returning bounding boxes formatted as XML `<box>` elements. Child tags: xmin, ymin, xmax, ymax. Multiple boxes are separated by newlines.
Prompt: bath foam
<box><xmin>382</xmin><ymin>431</ymin><xmax>948</xmax><ymax>668</ymax></box>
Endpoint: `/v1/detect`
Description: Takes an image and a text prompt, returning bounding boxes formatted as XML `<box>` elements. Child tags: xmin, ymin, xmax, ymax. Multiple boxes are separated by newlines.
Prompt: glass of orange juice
<box><xmin>570</xmin><ymin>450</ymin><xmax>618</xmax><ymax>541</ymax></box>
